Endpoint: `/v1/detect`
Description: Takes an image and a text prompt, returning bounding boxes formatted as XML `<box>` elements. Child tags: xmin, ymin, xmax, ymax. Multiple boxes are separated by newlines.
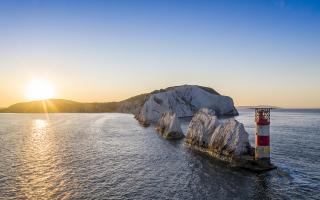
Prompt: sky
<box><xmin>0</xmin><ymin>0</ymin><xmax>320</xmax><ymax>108</ymax></box>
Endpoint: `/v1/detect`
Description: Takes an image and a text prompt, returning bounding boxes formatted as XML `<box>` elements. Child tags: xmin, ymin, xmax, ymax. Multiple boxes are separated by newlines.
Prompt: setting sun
<box><xmin>25</xmin><ymin>79</ymin><xmax>56</xmax><ymax>101</ymax></box>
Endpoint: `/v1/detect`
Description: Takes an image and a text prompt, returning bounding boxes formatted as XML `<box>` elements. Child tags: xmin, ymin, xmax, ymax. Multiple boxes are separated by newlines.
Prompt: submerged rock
<box><xmin>186</xmin><ymin>108</ymin><xmax>252</xmax><ymax>161</ymax></box>
<box><xmin>136</xmin><ymin>85</ymin><xmax>238</xmax><ymax>125</ymax></box>
<box><xmin>155</xmin><ymin>112</ymin><xmax>184</xmax><ymax>139</ymax></box>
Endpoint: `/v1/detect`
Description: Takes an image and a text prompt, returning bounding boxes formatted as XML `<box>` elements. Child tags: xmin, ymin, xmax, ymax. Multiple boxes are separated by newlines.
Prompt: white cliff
<box><xmin>210</xmin><ymin>118</ymin><xmax>251</xmax><ymax>157</ymax></box>
<box><xmin>185</xmin><ymin>108</ymin><xmax>219</xmax><ymax>147</ymax></box>
<box><xmin>155</xmin><ymin>112</ymin><xmax>184</xmax><ymax>139</ymax></box>
<box><xmin>186</xmin><ymin>108</ymin><xmax>252</xmax><ymax>160</ymax></box>
<box><xmin>136</xmin><ymin>85</ymin><xmax>238</xmax><ymax>125</ymax></box>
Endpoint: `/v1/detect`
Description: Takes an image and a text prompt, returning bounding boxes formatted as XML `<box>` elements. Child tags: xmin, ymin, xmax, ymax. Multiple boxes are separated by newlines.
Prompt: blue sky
<box><xmin>0</xmin><ymin>0</ymin><xmax>320</xmax><ymax>107</ymax></box>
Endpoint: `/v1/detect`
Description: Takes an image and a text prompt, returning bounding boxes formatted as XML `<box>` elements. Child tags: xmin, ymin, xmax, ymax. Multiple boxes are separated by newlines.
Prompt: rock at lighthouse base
<box><xmin>186</xmin><ymin>108</ymin><xmax>252</xmax><ymax>161</ymax></box>
<box><xmin>186</xmin><ymin>108</ymin><xmax>276</xmax><ymax>171</ymax></box>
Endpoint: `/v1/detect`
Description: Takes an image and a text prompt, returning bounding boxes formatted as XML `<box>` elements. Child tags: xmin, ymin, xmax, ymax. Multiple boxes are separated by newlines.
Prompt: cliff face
<box><xmin>117</xmin><ymin>94</ymin><xmax>148</xmax><ymax>115</ymax></box>
<box><xmin>155</xmin><ymin>112</ymin><xmax>184</xmax><ymax>139</ymax></box>
<box><xmin>186</xmin><ymin>108</ymin><xmax>252</xmax><ymax>160</ymax></box>
<box><xmin>0</xmin><ymin>85</ymin><xmax>238</xmax><ymax>117</ymax></box>
<box><xmin>185</xmin><ymin>108</ymin><xmax>219</xmax><ymax>147</ymax></box>
<box><xmin>135</xmin><ymin>85</ymin><xmax>238</xmax><ymax>125</ymax></box>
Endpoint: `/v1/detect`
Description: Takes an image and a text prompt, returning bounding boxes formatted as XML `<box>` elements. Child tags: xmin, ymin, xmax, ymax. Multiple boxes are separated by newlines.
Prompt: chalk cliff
<box><xmin>135</xmin><ymin>85</ymin><xmax>238</xmax><ymax>126</ymax></box>
<box><xmin>186</xmin><ymin>108</ymin><xmax>252</xmax><ymax>161</ymax></box>
<box><xmin>1</xmin><ymin>85</ymin><xmax>238</xmax><ymax>119</ymax></box>
<box><xmin>155</xmin><ymin>112</ymin><xmax>184</xmax><ymax>139</ymax></box>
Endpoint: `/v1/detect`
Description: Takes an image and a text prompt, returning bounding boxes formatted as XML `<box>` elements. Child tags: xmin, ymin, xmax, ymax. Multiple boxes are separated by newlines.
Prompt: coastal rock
<box><xmin>155</xmin><ymin>112</ymin><xmax>184</xmax><ymax>139</ymax></box>
<box><xmin>209</xmin><ymin>118</ymin><xmax>252</xmax><ymax>157</ymax></box>
<box><xmin>186</xmin><ymin>108</ymin><xmax>252</xmax><ymax>161</ymax></box>
<box><xmin>117</xmin><ymin>94</ymin><xmax>148</xmax><ymax>116</ymax></box>
<box><xmin>185</xmin><ymin>108</ymin><xmax>219</xmax><ymax>148</ymax></box>
<box><xmin>136</xmin><ymin>85</ymin><xmax>238</xmax><ymax>125</ymax></box>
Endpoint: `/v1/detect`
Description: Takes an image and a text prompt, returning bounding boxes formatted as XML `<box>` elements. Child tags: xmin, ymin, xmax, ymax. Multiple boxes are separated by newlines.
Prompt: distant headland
<box><xmin>0</xmin><ymin>85</ymin><xmax>238</xmax><ymax>117</ymax></box>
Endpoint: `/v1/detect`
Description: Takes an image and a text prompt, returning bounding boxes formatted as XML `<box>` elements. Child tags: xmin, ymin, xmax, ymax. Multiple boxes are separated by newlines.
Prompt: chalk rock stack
<box><xmin>186</xmin><ymin>108</ymin><xmax>252</xmax><ymax>161</ymax></box>
<box><xmin>155</xmin><ymin>112</ymin><xmax>184</xmax><ymax>139</ymax></box>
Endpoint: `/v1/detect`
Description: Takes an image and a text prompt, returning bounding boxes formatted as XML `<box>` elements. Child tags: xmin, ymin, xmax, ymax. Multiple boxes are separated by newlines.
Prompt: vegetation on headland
<box><xmin>0</xmin><ymin>99</ymin><xmax>120</xmax><ymax>113</ymax></box>
<box><xmin>0</xmin><ymin>85</ymin><xmax>223</xmax><ymax>113</ymax></box>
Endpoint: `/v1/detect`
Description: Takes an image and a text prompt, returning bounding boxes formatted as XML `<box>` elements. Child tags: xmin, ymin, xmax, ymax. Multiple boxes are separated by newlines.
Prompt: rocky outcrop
<box><xmin>135</xmin><ymin>85</ymin><xmax>238</xmax><ymax>125</ymax></box>
<box><xmin>186</xmin><ymin>108</ymin><xmax>252</xmax><ymax>162</ymax></box>
<box><xmin>117</xmin><ymin>94</ymin><xmax>148</xmax><ymax>116</ymax></box>
<box><xmin>155</xmin><ymin>112</ymin><xmax>184</xmax><ymax>139</ymax></box>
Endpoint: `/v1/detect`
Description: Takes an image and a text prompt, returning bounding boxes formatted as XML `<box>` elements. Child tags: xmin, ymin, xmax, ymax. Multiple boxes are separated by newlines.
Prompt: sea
<box><xmin>0</xmin><ymin>109</ymin><xmax>319</xmax><ymax>199</ymax></box>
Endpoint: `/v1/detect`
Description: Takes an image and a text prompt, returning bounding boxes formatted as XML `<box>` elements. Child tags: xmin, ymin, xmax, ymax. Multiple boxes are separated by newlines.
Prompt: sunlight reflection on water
<box><xmin>0</xmin><ymin>112</ymin><xmax>319</xmax><ymax>199</ymax></box>
<box><xmin>34</xmin><ymin>119</ymin><xmax>48</xmax><ymax>130</ymax></box>
<box><xmin>15</xmin><ymin>118</ymin><xmax>70</xmax><ymax>199</ymax></box>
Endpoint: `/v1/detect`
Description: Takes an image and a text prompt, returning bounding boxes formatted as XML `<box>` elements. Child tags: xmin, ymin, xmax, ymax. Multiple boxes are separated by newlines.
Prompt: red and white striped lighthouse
<box><xmin>254</xmin><ymin>107</ymin><xmax>272</xmax><ymax>164</ymax></box>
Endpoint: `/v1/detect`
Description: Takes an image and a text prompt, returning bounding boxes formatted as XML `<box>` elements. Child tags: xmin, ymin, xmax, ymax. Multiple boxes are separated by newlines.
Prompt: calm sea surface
<box><xmin>0</xmin><ymin>109</ymin><xmax>319</xmax><ymax>199</ymax></box>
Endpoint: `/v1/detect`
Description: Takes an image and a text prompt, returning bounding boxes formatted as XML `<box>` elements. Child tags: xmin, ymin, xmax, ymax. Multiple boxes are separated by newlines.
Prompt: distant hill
<box><xmin>0</xmin><ymin>85</ymin><xmax>232</xmax><ymax>114</ymax></box>
<box><xmin>0</xmin><ymin>99</ymin><xmax>119</xmax><ymax>113</ymax></box>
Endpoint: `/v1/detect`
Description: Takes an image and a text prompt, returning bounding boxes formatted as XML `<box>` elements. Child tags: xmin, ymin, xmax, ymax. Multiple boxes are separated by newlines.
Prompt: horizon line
<box><xmin>1</xmin><ymin>98</ymin><xmax>320</xmax><ymax>110</ymax></box>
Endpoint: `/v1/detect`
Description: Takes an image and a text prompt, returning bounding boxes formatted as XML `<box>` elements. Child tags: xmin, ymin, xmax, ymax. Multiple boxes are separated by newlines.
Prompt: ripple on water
<box><xmin>0</xmin><ymin>112</ymin><xmax>319</xmax><ymax>199</ymax></box>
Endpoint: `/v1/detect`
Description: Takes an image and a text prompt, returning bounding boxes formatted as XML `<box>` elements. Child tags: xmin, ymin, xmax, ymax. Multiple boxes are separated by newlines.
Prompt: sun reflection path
<box><xmin>35</xmin><ymin>119</ymin><xmax>48</xmax><ymax>129</ymax></box>
<box><xmin>33</xmin><ymin>119</ymin><xmax>48</xmax><ymax>137</ymax></box>
<box><xmin>18</xmin><ymin>118</ymin><xmax>69</xmax><ymax>199</ymax></box>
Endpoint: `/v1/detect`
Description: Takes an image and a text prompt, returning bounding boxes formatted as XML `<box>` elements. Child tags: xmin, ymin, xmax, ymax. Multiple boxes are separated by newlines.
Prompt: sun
<box><xmin>25</xmin><ymin>79</ymin><xmax>56</xmax><ymax>101</ymax></box>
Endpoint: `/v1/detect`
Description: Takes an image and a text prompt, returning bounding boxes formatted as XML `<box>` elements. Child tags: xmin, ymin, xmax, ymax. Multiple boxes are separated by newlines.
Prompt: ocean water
<box><xmin>0</xmin><ymin>110</ymin><xmax>319</xmax><ymax>200</ymax></box>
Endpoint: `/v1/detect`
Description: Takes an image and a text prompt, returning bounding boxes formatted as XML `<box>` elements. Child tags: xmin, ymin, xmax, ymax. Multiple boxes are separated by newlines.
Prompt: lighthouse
<box><xmin>254</xmin><ymin>107</ymin><xmax>272</xmax><ymax>164</ymax></box>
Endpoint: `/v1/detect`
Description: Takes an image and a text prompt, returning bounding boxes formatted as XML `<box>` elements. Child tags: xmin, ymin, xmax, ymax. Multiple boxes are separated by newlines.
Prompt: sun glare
<box><xmin>25</xmin><ymin>79</ymin><xmax>56</xmax><ymax>101</ymax></box>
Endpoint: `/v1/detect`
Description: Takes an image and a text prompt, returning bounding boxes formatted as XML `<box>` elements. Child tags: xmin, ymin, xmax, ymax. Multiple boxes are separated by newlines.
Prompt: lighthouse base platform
<box><xmin>234</xmin><ymin>156</ymin><xmax>277</xmax><ymax>172</ymax></box>
<box><xmin>185</xmin><ymin>143</ymin><xmax>277</xmax><ymax>172</ymax></box>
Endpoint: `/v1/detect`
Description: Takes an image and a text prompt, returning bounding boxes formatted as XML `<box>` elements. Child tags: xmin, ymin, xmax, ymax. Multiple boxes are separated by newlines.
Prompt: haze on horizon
<box><xmin>1</xmin><ymin>0</ymin><xmax>320</xmax><ymax>108</ymax></box>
